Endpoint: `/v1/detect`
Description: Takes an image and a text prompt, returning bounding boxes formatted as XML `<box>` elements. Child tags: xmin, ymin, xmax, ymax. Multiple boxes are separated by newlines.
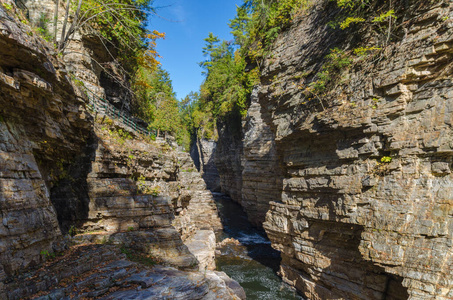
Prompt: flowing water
<box><xmin>213</xmin><ymin>193</ymin><xmax>304</xmax><ymax>300</ymax></box>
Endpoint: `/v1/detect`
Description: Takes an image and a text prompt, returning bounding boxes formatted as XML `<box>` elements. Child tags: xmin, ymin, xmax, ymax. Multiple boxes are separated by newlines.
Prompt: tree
<box><xmin>53</xmin><ymin>0</ymin><xmax>160</xmax><ymax>75</ymax></box>
<box><xmin>198</xmin><ymin>33</ymin><xmax>257</xmax><ymax>118</ymax></box>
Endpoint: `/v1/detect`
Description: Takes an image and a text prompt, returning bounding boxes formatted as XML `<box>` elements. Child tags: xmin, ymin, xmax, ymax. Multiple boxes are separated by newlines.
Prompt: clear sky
<box><xmin>148</xmin><ymin>0</ymin><xmax>242</xmax><ymax>100</ymax></box>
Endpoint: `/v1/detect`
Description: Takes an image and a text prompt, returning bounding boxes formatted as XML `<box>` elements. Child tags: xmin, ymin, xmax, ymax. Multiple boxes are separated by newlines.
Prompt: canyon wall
<box><xmin>214</xmin><ymin>0</ymin><xmax>453</xmax><ymax>299</ymax></box>
<box><xmin>190</xmin><ymin>135</ymin><xmax>221</xmax><ymax>192</ymax></box>
<box><xmin>0</xmin><ymin>4</ymin><xmax>91</xmax><ymax>278</ymax></box>
<box><xmin>214</xmin><ymin>90</ymin><xmax>282</xmax><ymax>227</ymax></box>
<box><xmin>0</xmin><ymin>4</ymin><xmax>242</xmax><ymax>299</ymax></box>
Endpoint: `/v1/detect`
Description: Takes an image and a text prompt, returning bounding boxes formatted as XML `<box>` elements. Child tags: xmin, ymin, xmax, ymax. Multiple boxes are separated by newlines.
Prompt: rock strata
<box><xmin>215</xmin><ymin>0</ymin><xmax>453</xmax><ymax>299</ymax></box>
<box><xmin>0</xmin><ymin>4</ymin><xmax>90</xmax><ymax>279</ymax></box>
<box><xmin>214</xmin><ymin>90</ymin><xmax>281</xmax><ymax>227</ymax></box>
<box><xmin>1</xmin><ymin>244</ymin><xmax>243</xmax><ymax>300</ymax></box>
<box><xmin>259</xmin><ymin>2</ymin><xmax>453</xmax><ymax>299</ymax></box>
<box><xmin>185</xmin><ymin>230</ymin><xmax>217</xmax><ymax>271</ymax></box>
<box><xmin>0</xmin><ymin>4</ymin><xmax>231</xmax><ymax>298</ymax></box>
<box><xmin>190</xmin><ymin>136</ymin><xmax>221</xmax><ymax>192</ymax></box>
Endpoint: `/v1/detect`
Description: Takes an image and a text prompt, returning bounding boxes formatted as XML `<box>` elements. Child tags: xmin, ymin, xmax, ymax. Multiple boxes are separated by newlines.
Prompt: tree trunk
<box><xmin>58</xmin><ymin>0</ymin><xmax>71</xmax><ymax>51</ymax></box>
<box><xmin>196</xmin><ymin>134</ymin><xmax>204</xmax><ymax>175</ymax></box>
<box><xmin>53</xmin><ymin>0</ymin><xmax>59</xmax><ymax>43</ymax></box>
<box><xmin>64</xmin><ymin>0</ymin><xmax>82</xmax><ymax>43</ymax></box>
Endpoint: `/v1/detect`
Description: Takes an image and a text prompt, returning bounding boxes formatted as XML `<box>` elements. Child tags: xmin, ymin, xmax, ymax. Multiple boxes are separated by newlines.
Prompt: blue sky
<box><xmin>148</xmin><ymin>0</ymin><xmax>242</xmax><ymax>100</ymax></box>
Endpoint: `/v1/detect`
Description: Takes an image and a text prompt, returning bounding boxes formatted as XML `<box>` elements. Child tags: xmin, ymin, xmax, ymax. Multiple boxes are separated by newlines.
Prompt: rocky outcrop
<box><xmin>173</xmin><ymin>149</ymin><xmax>223</xmax><ymax>239</ymax></box>
<box><xmin>215</xmin><ymin>114</ymin><xmax>244</xmax><ymax>208</ymax></box>
<box><xmin>0</xmin><ymin>4</ymin><xmax>90</xmax><ymax>279</ymax></box>
<box><xmin>1</xmin><ymin>244</ymin><xmax>242</xmax><ymax>300</ymax></box>
<box><xmin>213</xmin><ymin>90</ymin><xmax>281</xmax><ymax>227</ymax></box>
<box><xmin>262</xmin><ymin>1</ymin><xmax>453</xmax><ymax>299</ymax></box>
<box><xmin>191</xmin><ymin>136</ymin><xmax>221</xmax><ymax>192</ymax></box>
<box><xmin>48</xmin><ymin>116</ymin><xmax>223</xmax><ymax>269</ymax></box>
<box><xmin>22</xmin><ymin>0</ymin><xmax>133</xmax><ymax>110</ymax></box>
<box><xmin>0</xmin><ymin>4</ymin><xmax>233</xmax><ymax>298</ymax></box>
<box><xmin>240</xmin><ymin>89</ymin><xmax>282</xmax><ymax>227</ymax></box>
<box><xmin>185</xmin><ymin>230</ymin><xmax>217</xmax><ymax>271</ymax></box>
<box><xmin>216</xmin><ymin>0</ymin><xmax>453</xmax><ymax>299</ymax></box>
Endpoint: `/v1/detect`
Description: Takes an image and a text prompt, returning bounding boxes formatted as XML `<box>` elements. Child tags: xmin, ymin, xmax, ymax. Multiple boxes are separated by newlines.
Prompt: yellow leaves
<box><xmin>353</xmin><ymin>46</ymin><xmax>381</xmax><ymax>56</ymax></box>
<box><xmin>137</xmin><ymin>53</ymin><xmax>160</xmax><ymax>71</ymax></box>
<box><xmin>339</xmin><ymin>17</ymin><xmax>365</xmax><ymax>29</ymax></box>
<box><xmin>372</xmin><ymin>10</ymin><xmax>396</xmax><ymax>23</ymax></box>
<box><xmin>148</xmin><ymin>30</ymin><xmax>165</xmax><ymax>40</ymax></box>
<box><xmin>134</xmin><ymin>80</ymin><xmax>153</xmax><ymax>89</ymax></box>
<box><xmin>137</xmin><ymin>30</ymin><xmax>165</xmax><ymax>71</ymax></box>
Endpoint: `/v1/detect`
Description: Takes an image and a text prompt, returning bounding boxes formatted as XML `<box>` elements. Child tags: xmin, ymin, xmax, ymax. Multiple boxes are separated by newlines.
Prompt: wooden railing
<box><xmin>78</xmin><ymin>83</ymin><xmax>156</xmax><ymax>137</ymax></box>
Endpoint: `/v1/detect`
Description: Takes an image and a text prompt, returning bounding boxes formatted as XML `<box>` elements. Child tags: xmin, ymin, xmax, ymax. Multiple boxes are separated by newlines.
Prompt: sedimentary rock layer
<box><xmin>0</xmin><ymin>4</ymin><xmax>228</xmax><ymax>297</ymax></box>
<box><xmin>190</xmin><ymin>136</ymin><xmax>221</xmax><ymax>192</ymax></box>
<box><xmin>0</xmin><ymin>4</ymin><xmax>90</xmax><ymax>278</ymax></box>
<box><xmin>259</xmin><ymin>1</ymin><xmax>453</xmax><ymax>299</ymax></box>
<box><xmin>1</xmin><ymin>244</ymin><xmax>242</xmax><ymax>300</ymax></box>
<box><xmin>215</xmin><ymin>0</ymin><xmax>453</xmax><ymax>299</ymax></box>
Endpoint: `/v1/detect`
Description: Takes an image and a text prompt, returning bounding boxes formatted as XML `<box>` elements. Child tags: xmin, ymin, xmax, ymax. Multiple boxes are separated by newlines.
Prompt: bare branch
<box><xmin>53</xmin><ymin>0</ymin><xmax>59</xmax><ymax>43</ymax></box>
<box><xmin>59</xmin><ymin>0</ymin><xmax>71</xmax><ymax>51</ymax></box>
<box><xmin>64</xmin><ymin>0</ymin><xmax>83</xmax><ymax>44</ymax></box>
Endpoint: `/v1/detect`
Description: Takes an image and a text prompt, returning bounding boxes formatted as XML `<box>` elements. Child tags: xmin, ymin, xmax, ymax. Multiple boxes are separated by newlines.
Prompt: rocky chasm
<box><xmin>192</xmin><ymin>1</ymin><xmax>453</xmax><ymax>299</ymax></box>
<box><xmin>0</xmin><ymin>3</ymin><xmax>244</xmax><ymax>299</ymax></box>
<box><xmin>1</xmin><ymin>0</ymin><xmax>453</xmax><ymax>299</ymax></box>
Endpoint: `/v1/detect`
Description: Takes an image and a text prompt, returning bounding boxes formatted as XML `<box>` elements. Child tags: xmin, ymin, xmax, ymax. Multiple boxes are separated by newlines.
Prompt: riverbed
<box><xmin>213</xmin><ymin>193</ymin><xmax>304</xmax><ymax>300</ymax></box>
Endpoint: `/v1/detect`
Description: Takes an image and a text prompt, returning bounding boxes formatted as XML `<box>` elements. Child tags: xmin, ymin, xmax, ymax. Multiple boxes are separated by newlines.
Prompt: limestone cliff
<box><xmin>214</xmin><ymin>0</ymin><xmax>453</xmax><ymax>299</ymax></box>
<box><xmin>214</xmin><ymin>90</ymin><xmax>281</xmax><ymax>227</ymax></box>
<box><xmin>0</xmin><ymin>3</ymin><xmax>91</xmax><ymax>278</ymax></box>
<box><xmin>0</xmin><ymin>4</ymin><xmax>242</xmax><ymax>299</ymax></box>
<box><xmin>190</xmin><ymin>135</ymin><xmax>221</xmax><ymax>192</ymax></box>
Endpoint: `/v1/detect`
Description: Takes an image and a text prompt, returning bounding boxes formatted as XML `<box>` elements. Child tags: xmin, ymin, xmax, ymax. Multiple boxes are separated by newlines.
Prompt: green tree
<box><xmin>132</xmin><ymin>65</ymin><xmax>191</xmax><ymax>149</ymax></box>
<box><xmin>55</xmin><ymin>0</ymin><xmax>160</xmax><ymax>75</ymax></box>
<box><xmin>198</xmin><ymin>33</ymin><xmax>257</xmax><ymax>118</ymax></box>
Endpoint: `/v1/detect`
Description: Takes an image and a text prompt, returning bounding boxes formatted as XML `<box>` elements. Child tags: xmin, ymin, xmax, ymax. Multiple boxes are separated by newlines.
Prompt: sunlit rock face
<box><xmin>216</xmin><ymin>0</ymin><xmax>453</xmax><ymax>299</ymax></box>
<box><xmin>54</xmin><ymin>119</ymin><xmax>222</xmax><ymax>269</ymax></box>
<box><xmin>0</xmin><ymin>4</ymin><xmax>228</xmax><ymax>298</ymax></box>
<box><xmin>0</xmin><ymin>3</ymin><xmax>91</xmax><ymax>279</ymax></box>
<box><xmin>190</xmin><ymin>135</ymin><xmax>221</xmax><ymax>192</ymax></box>
<box><xmin>214</xmin><ymin>89</ymin><xmax>281</xmax><ymax>228</ymax></box>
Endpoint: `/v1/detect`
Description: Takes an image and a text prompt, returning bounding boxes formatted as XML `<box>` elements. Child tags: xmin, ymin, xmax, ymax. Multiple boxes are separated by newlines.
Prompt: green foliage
<box><xmin>334</xmin><ymin>0</ymin><xmax>370</xmax><ymax>9</ymax></box>
<box><xmin>1</xmin><ymin>3</ymin><xmax>12</xmax><ymax>10</ymax></box>
<box><xmin>380</xmin><ymin>156</ymin><xmax>392</xmax><ymax>163</ymax></box>
<box><xmin>182</xmin><ymin>92</ymin><xmax>218</xmax><ymax>141</ymax></box>
<box><xmin>331</xmin><ymin>0</ymin><xmax>398</xmax><ymax>47</ymax></box>
<box><xmin>179</xmin><ymin>32</ymin><xmax>259</xmax><ymax>144</ymax></box>
<box><xmin>77</xmin><ymin>0</ymin><xmax>156</xmax><ymax>73</ymax></box>
<box><xmin>132</xmin><ymin>65</ymin><xmax>190</xmax><ymax>150</ymax></box>
<box><xmin>68</xmin><ymin>225</ymin><xmax>78</xmax><ymax>237</ymax></box>
<box><xmin>35</xmin><ymin>13</ymin><xmax>52</xmax><ymax>42</ymax></box>
<box><xmin>230</xmin><ymin>0</ymin><xmax>309</xmax><ymax>59</ymax></box>
<box><xmin>107</xmin><ymin>128</ymin><xmax>132</xmax><ymax>145</ymax></box>
<box><xmin>182</xmin><ymin>0</ymin><xmax>309</xmax><ymax>141</ymax></box>
<box><xmin>136</xmin><ymin>175</ymin><xmax>160</xmax><ymax>196</ymax></box>
<box><xmin>40</xmin><ymin>250</ymin><xmax>56</xmax><ymax>260</ymax></box>
<box><xmin>199</xmin><ymin>35</ymin><xmax>257</xmax><ymax>118</ymax></box>
<box><xmin>339</xmin><ymin>17</ymin><xmax>365</xmax><ymax>29</ymax></box>
<box><xmin>309</xmin><ymin>48</ymin><xmax>352</xmax><ymax>94</ymax></box>
<box><xmin>353</xmin><ymin>46</ymin><xmax>381</xmax><ymax>56</ymax></box>
<box><xmin>372</xmin><ymin>10</ymin><xmax>396</xmax><ymax>23</ymax></box>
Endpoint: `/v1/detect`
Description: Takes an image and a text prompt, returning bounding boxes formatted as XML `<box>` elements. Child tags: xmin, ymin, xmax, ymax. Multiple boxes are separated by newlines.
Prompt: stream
<box><xmin>213</xmin><ymin>193</ymin><xmax>304</xmax><ymax>300</ymax></box>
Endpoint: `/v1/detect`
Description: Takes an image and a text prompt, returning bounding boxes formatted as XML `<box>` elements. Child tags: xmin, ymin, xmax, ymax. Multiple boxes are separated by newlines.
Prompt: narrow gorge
<box><xmin>194</xmin><ymin>0</ymin><xmax>453</xmax><ymax>299</ymax></box>
<box><xmin>1</xmin><ymin>0</ymin><xmax>453</xmax><ymax>299</ymax></box>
